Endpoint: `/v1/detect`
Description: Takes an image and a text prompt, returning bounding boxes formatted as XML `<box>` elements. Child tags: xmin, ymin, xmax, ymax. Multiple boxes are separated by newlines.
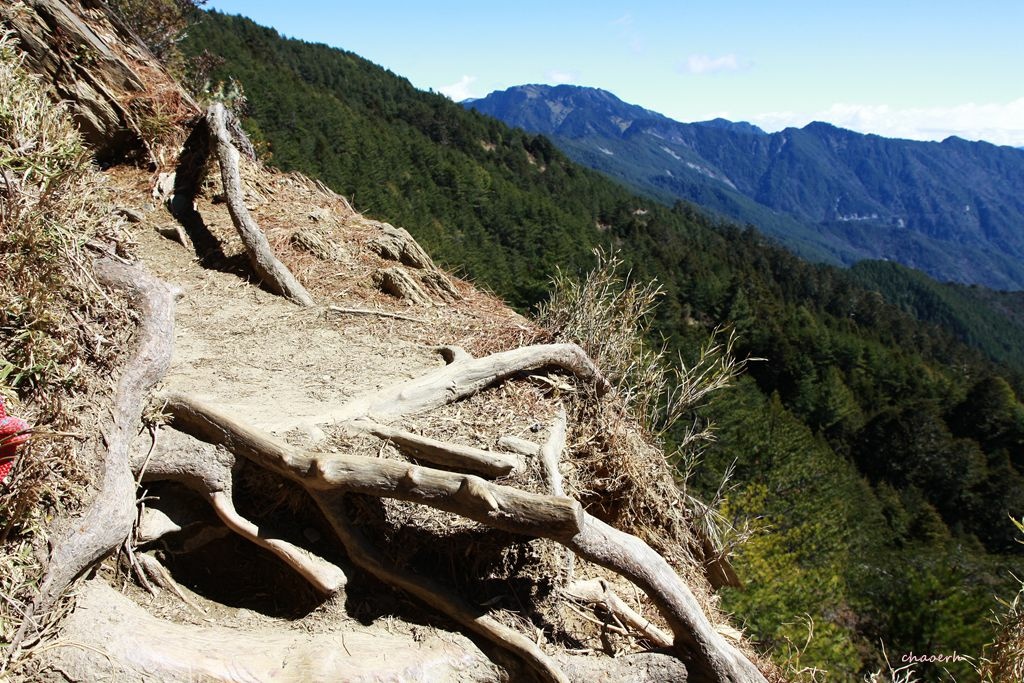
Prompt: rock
<box><xmin>373</xmin><ymin>266</ymin><xmax>433</xmax><ymax>306</ymax></box>
<box><xmin>290</xmin><ymin>228</ymin><xmax>345</xmax><ymax>262</ymax></box>
<box><xmin>2</xmin><ymin>0</ymin><xmax>197</xmax><ymax>164</ymax></box>
<box><xmin>368</xmin><ymin>222</ymin><xmax>436</xmax><ymax>270</ymax></box>
<box><xmin>115</xmin><ymin>206</ymin><xmax>145</xmax><ymax>223</ymax></box>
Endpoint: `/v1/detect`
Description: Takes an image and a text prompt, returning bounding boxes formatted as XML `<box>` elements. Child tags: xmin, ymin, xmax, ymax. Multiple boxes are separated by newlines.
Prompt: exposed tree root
<box><xmin>564</xmin><ymin>578</ymin><xmax>672</xmax><ymax>649</ymax></box>
<box><xmin>353</xmin><ymin>419</ymin><xmax>526</xmax><ymax>477</ymax></box>
<box><xmin>554</xmin><ymin>650</ymin><xmax>690</xmax><ymax>682</ymax></box>
<box><xmin>430</xmin><ymin>344</ymin><xmax>474</xmax><ymax>364</ymax></box>
<box><xmin>205</xmin><ymin>103</ymin><xmax>315</xmax><ymax>306</ymax></box>
<box><xmin>539</xmin><ymin>406</ymin><xmax>567</xmax><ymax>497</ymax></box>
<box><xmin>133</xmin><ymin>427</ymin><xmax>347</xmax><ymax>595</ymax></box>
<box><xmin>157</xmin><ymin>382</ymin><xmax>766</xmax><ymax>682</ymax></box>
<box><xmin>324</xmin><ymin>342</ymin><xmax>611</xmax><ymax>423</ymax></box>
<box><xmin>567</xmin><ymin>514</ymin><xmax>764</xmax><ymax>682</ymax></box>
<box><xmin>5</xmin><ymin>258</ymin><xmax>179</xmax><ymax>665</ymax></box>
<box><xmin>314</xmin><ymin>492</ymin><xmax>570</xmax><ymax>683</ymax></box>
<box><xmin>11</xmin><ymin>257</ymin><xmax>760</xmax><ymax>681</ymax></box>
<box><xmin>133</xmin><ymin>551</ymin><xmax>205</xmax><ymax>614</ymax></box>
<box><xmin>158</xmin><ymin>392</ymin><xmax>584</xmax><ymax>540</ymax></box>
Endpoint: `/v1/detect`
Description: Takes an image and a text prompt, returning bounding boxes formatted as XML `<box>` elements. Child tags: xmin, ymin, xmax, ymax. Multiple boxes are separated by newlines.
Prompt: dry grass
<box><xmin>0</xmin><ymin>31</ymin><xmax>131</xmax><ymax>653</ymax></box>
<box><xmin>534</xmin><ymin>247</ymin><xmax>756</xmax><ymax>634</ymax></box>
<box><xmin>977</xmin><ymin>517</ymin><xmax>1024</xmax><ymax>682</ymax></box>
<box><xmin>537</xmin><ymin>248</ymin><xmax>745</xmax><ymax>440</ymax></box>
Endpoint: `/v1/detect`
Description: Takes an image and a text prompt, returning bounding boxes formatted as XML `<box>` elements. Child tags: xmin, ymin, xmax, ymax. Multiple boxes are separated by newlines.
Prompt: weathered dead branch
<box><xmin>327</xmin><ymin>305</ymin><xmax>428</xmax><ymax>324</ymax></box>
<box><xmin>133</xmin><ymin>427</ymin><xmax>347</xmax><ymax>595</ymax></box>
<box><xmin>6</xmin><ymin>258</ymin><xmax>178</xmax><ymax>663</ymax></box>
<box><xmin>206</xmin><ymin>103</ymin><xmax>314</xmax><ymax>306</ymax></box>
<box><xmin>158</xmin><ymin>392</ymin><xmax>584</xmax><ymax>540</ymax></box>
<box><xmin>368</xmin><ymin>222</ymin><xmax>437</xmax><ymax>270</ymax></box>
<box><xmin>564</xmin><ymin>578</ymin><xmax>672</xmax><ymax>648</ymax></box>
<box><xmin>374</xmin><ymin>265</ymin><xmax>433</xmax><ymax>305</ymax></box>
<box><xmin>353</xmin><ymin>420</ymin><xmax>525</xmax><ymax>477</ymax></box>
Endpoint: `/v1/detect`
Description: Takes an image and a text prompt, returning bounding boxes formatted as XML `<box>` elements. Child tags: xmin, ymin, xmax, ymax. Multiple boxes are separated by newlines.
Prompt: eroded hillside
<box><xmin>0</xmin><ymin>2</ymin><xmax>777</xmax><ymax>681</ymax></box>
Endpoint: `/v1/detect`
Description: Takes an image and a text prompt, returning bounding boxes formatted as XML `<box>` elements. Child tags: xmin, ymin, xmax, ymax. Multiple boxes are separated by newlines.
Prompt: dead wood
<box><xmin>206</xmin><ymin>103</ymin><xmax>315</xmax><ymax>306</ymax></box>
<box><xmin>497</xmin><ymin>435</ymin><xmax>542</xmax><ymax>457</ymax></box>
<box><xmin>327</xmin><ymin>305</ymin><xmax>428</xmax><ymax>324</ymax></box>
<box><xmin>134</xmin><ymin>427</ymin><xmax>347</xmax><ymax>595</ymax></box>
<box><xmin>157</xmin><ymin>392</ymin><xmax>584</xmax><ymax>541</ymax></box>
<box><xmin>327</xmin><ymin>343</ymin><xmax>611</xmax><ymax>423</ymax></box>
<box><xmin>290</xmin><ymin>227</ymin><xmax>345</xmax><ymax>261</ymax></box>
<box><xmin>564</xmin><ymin>578</ymin><xmax>672</xmax><ymax>649</ymax></box>
<box><xmin>366</xmin><ymin>223</ymin><xmax>461</xmax><ymax>300</ymax></box>
<box><xmin>368</xmin><ymin>222</ymin><xmax>437</xmax><ymax>270</ymax></box>
<box><xmin>315</xmin><ymin>492</ymin><xmax>570</xmax><ymax>683</ymax></box>
<box><xmin>374</xmin><ymin>265</ymin><xmax>433</xmax><ymax>305</ymax></box>
<box><xmin>568</xmin><ymin>514</ymin><xmax>765</xmax><ymax>683</ymax></box>
<box><xmin>6</xmin><ymin>258</ymin><xmax>179</xmax><ymax>663</ymax></box>
<box><xmin>421</xmin><ymin>269</ymin><xmax>462</xmax><ymax>301</ymax></box>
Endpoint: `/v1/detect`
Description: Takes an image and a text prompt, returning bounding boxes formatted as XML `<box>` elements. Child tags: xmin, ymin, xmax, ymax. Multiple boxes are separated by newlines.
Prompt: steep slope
<box><xmin>468</xmin><ymin>84</ymin><xmax>1024</xmax><ymax>290</ymax></box>
<box><xmin>850</xmin><ymin>260</ymin><xmax>1024</xmax><ymax>373</ymax></box>
<box><xmin>1</xmin><ymin>3</ymin><xmax>777</xmax><ymax>682</ymax></box>
<box><xmin>180</xmin><ymin>11</ymin><xmax>1024</xmax><ymax>679</ymax></box>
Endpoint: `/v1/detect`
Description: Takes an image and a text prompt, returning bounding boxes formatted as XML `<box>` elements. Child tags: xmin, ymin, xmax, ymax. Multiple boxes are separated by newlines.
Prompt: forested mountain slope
<box><xmin>183</xmin><ymin>11</ymin><xmax>1024</xmax><ymax>678</ymax></box>
<box><xmin>468</xmin><ymin>84</ymin><xmax>1024</xmax><ymax>290</ymax></box>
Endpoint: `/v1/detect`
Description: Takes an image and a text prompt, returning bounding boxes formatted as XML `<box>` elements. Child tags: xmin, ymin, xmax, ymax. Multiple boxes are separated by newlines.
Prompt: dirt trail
<box><xmin>29</xmin><ymin>167</ymin><xmax>548</xmax><ymax>681</ymax></box>
<box><xmin>115</xmin><ymin>165</ymin><xmax>529</xmax><ymax>443</ymax></box>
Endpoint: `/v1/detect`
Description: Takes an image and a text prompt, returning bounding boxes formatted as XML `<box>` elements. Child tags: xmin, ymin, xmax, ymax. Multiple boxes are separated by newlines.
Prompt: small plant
<box><xmin>536</xmin><ymin>247</ymin><xmax>753</xmax><ymax>587</ymax></box>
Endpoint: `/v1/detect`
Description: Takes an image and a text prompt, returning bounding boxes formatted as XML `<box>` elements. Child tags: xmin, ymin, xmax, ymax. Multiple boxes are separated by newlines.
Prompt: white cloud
<box><xmin>684</xmin><ymin>53</ymin><xmax>748</xmax><ymax>75</ymax></box>
<box><xmin>609</xmin><ymin>11</ymin><xmax>644</xmax><ymax>54</ymax></box>
<box><xmin>438</xmin><ymin>75</ymin><xmax>477</xmax><ymax>101</ymax></box>
<box><xmin>750</xmin><ymin>98</ymin><xmax>1024</xmax><ymax>146</ymax></box>
<box><xmin>547</xmin><ymin>69</ymin><xmax>579</xmax><ymax>85</ymax></box>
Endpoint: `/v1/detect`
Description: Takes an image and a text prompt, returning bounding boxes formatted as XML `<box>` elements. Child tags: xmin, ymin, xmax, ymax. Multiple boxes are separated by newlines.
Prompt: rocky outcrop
<box><xmin>2</xmin><ymin>0</ymin><xmax>197</xmax><ymax>165</ymax></box>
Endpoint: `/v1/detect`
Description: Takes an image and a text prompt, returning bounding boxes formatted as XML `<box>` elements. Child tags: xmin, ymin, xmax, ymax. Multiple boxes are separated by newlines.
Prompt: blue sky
<box><xmin>204</xmin><ymin>1</ymin><xmax>1024</xmax><ymax>145</ymax></box>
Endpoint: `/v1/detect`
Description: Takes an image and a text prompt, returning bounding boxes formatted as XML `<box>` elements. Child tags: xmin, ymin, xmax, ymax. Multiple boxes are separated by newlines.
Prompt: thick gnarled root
<box><xmin>156</xmin><ymin>367</ymin><xmax>766</xmax><ymax>682</ymax></box>
<box><xmin>5</xmin><ymin>259</ymin><xmax>179</xmax><ymax>666</ymax></box>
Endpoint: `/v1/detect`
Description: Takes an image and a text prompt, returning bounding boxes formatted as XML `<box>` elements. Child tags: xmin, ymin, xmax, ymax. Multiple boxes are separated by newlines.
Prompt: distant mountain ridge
<box><xmin>466</xmin><ymin>85</ymin><xmax>1024</xmax><ymax>290</ymax></box>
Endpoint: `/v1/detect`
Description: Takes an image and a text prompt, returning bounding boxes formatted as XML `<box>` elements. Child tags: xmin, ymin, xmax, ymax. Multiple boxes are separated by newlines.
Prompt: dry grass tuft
<box><xmin>977</xmin><ymin>517</ymin><xmax>1024</xmax><ymax>682</ymax></box>
<box><xmin>0</xmin><ymin>31</ymin><xmax>132</xmax><ymax>651</ymax></box>
<box><xmin>537</xmin><ymin>248</ymin><xmax>744</xmax><ymax>440</ymax></box>
<box><xmin>535</xmin><ymin>247</ymin><xmax>751</xmax><ymax>622</ymax></box>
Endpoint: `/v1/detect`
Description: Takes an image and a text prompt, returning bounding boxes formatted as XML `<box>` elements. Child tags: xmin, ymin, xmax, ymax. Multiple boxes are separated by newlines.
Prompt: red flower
<box><xmin>0</xmin><ymin>399</ymin><xmax>29</xmax><ymax>483</ymax></box>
